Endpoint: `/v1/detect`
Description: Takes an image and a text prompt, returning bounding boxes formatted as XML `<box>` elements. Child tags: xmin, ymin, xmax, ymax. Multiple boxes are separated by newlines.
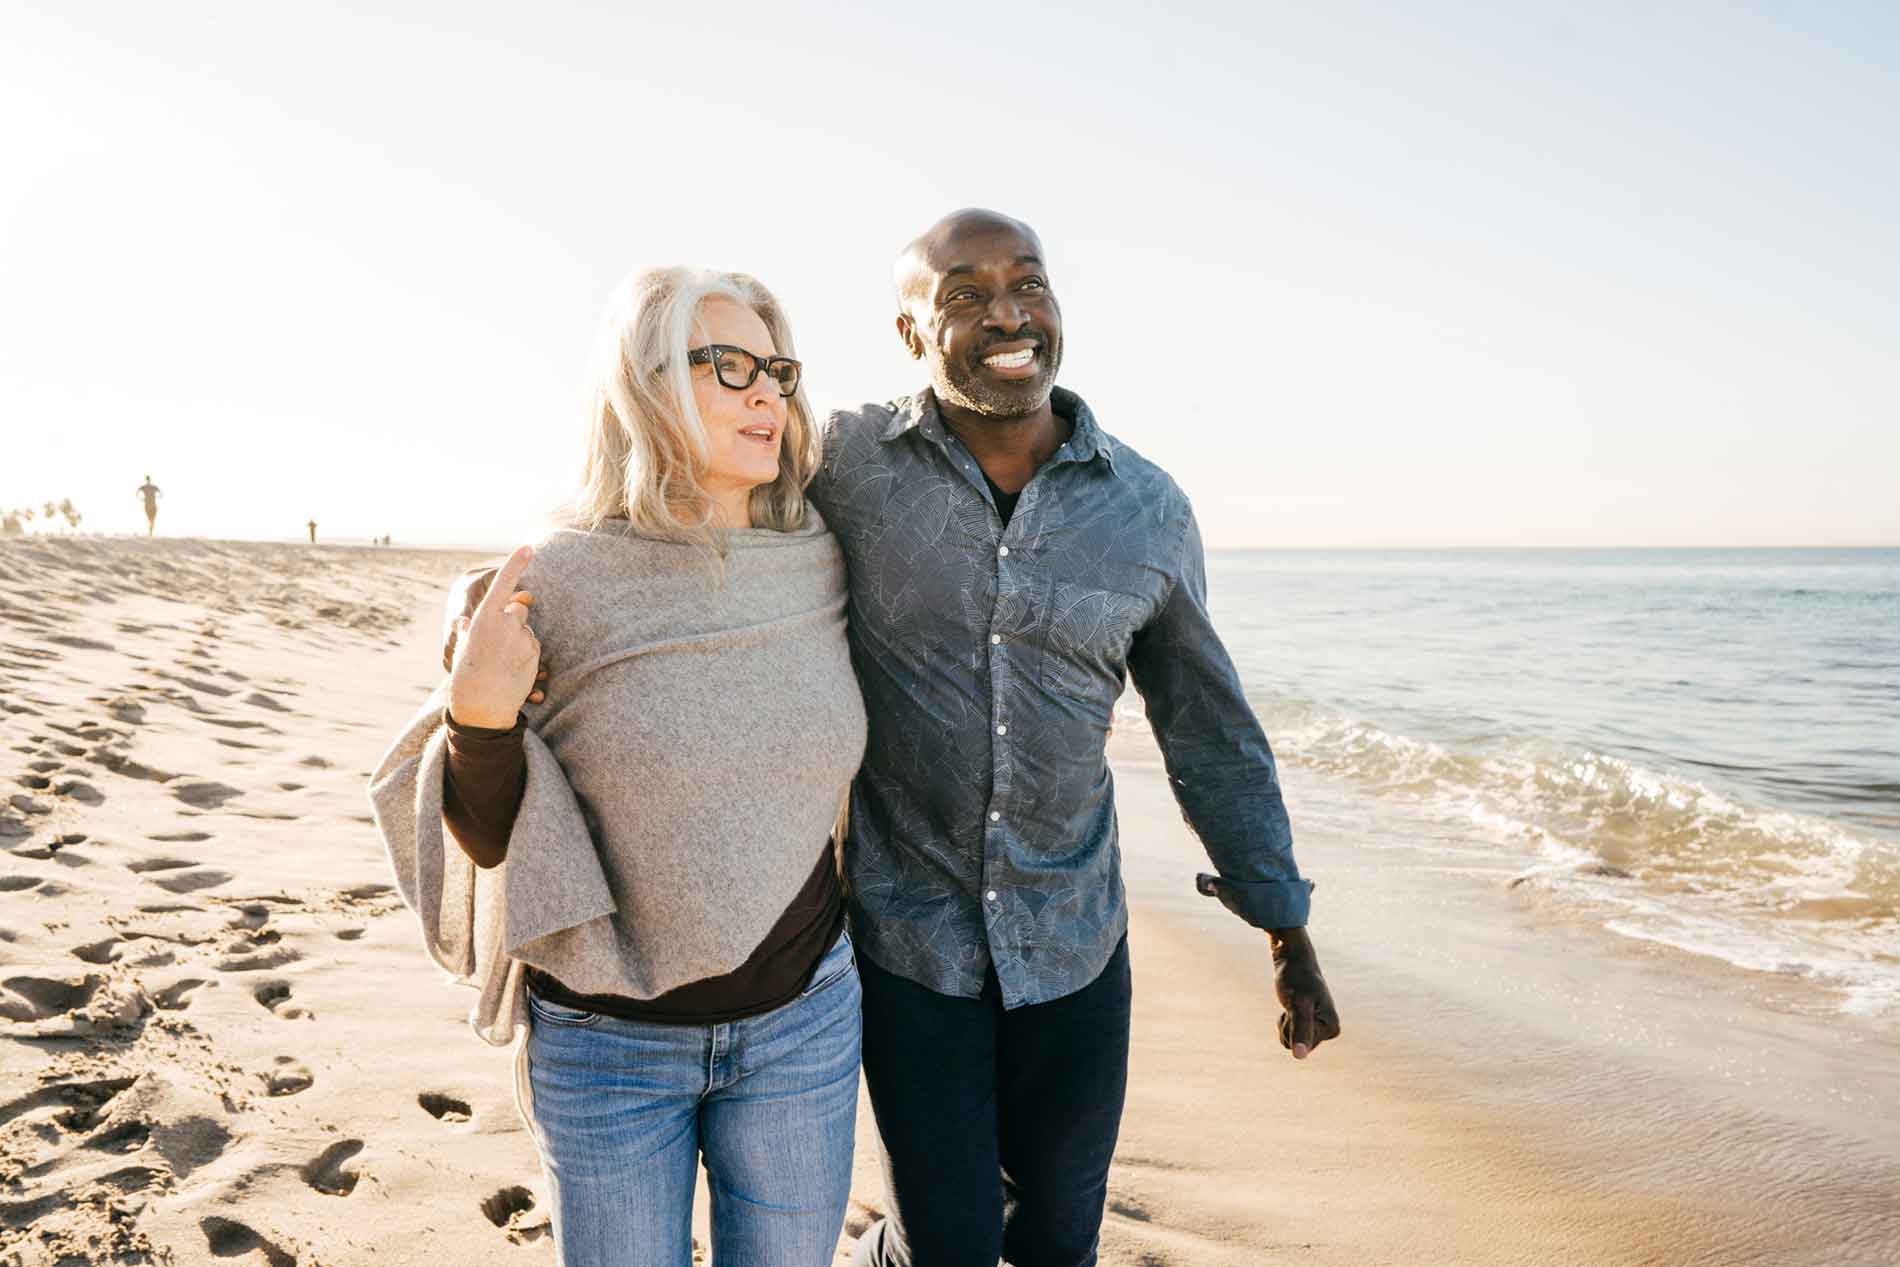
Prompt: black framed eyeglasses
<box><xmin>687</xmin><ymin>345</ymin><xmax>803</xmax><ymax>398</ymax></box>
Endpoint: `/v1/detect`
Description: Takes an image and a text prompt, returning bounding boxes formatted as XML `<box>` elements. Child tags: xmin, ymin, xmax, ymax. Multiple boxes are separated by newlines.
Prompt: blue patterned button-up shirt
<box><xmin>809</xmin><ymin>387</ymin><xmax>1311</xmax><ymax>1008</ymax></box>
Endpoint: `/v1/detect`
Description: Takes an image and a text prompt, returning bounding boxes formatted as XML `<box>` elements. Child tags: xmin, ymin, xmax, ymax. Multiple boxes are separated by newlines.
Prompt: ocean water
<box><xmin>1176</xmin><ymin>549</ymin><xmax>1900</xmax><ymax>1018</ymax></box>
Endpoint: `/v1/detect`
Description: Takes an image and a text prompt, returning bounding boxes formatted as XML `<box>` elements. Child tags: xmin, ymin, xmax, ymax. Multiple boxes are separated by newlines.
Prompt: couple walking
<box><xmin>370</xmin><ymin>208</ymin><xmax>1341</xmax><ymax>1266</ymax></box>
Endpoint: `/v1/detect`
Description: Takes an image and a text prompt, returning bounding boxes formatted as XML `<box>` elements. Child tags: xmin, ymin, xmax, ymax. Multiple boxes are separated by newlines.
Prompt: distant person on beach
<box><xmin>812</xmin><ymin>210</ymin><xmax>1341</xmax><ymax>1267</ymax></box>
<box><xmin>373</xmin><ymin>267</ymin><xmax>866</xmax><ymax>1265</ymax></box>
<box><xmin>306</xmin><ymin>518</ymin><xmax>317</xmax><ymax>544</ymax></box>
<box><xmin>136</xmin><ymin>476</ymin><xmax>161</xmax><ymax>536</ymax></box>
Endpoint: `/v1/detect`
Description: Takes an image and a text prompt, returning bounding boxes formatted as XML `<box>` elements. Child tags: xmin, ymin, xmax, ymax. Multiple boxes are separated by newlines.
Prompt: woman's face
<box><xmin>689</xmin><ymin>298</ymin><xmax>788</xmax><ymax>507</ymax></box>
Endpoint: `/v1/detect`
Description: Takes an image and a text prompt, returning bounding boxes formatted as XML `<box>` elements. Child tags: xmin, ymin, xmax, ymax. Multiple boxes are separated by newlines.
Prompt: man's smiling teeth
<box><xmin>983</xmin><ymin>349</ymin><xmax>1036</xmax><ymax>369</ymax></box>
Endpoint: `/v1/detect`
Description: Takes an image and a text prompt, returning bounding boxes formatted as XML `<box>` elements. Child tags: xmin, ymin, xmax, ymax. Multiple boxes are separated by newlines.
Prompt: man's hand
<box><xmin>1265</xmin><ymin>926</ymin><xmax>1340</xmax><ymax>1060</ymax></box>
<box><xmin>445</xmin><ymin>546</ymin><xmax>543</xmax><ymax>729</ymax></box>
<box><xmin>1197</xmin><ymin>873</ymin><xmax>1341</xmax><ymax>1060</ymax></box>
<box><xmin>443</xmin><ymin>562</ymin><xmax>547</xmax><ymax>704</ymax></box>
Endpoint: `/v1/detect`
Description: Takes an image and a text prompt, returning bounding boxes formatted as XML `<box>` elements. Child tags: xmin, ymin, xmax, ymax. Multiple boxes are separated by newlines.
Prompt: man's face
<box><xmin>902</xmin><ymin>222</ymin><xmax>1063</xmax><ymax>419</ymax></box>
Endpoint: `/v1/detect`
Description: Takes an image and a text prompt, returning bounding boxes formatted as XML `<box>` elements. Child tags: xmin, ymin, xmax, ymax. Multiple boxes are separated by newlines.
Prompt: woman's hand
<box><xmin>447</xmin><ymin>545</ymin><xmax>541</xmax><ymax>729</ymax></box>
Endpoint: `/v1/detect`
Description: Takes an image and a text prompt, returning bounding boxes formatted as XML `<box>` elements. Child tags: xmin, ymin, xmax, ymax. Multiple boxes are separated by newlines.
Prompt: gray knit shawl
<box><xmin>368</xmin><ymin>511</ymin><xmax>866</xmax><ymax>1046</ymax></box>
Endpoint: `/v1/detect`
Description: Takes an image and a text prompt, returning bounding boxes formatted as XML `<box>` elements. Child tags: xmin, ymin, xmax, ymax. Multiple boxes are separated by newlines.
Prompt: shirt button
<box><xmin>997</xmin><ymin>546</ymin><xmax>1009</xmax><ymax>557</ymax></box>
<box><xmin>996</xmin><ymin>724</ymin><xmax>1008</xmax><ymax>735</ymax></box>
<box><xmin>991</xmin><ymin>634</ymin><xmax>1002</xmax><ymax>645</ymax></box>
<box><xmin>989</xmin><ymin>811</ymin><xmax>1001</xmax><ymax>822</ymax></box>
<box><xmin>986</xmin><ymin>890</ymin><xmax>998</xmax><ymax>902</ymax></box>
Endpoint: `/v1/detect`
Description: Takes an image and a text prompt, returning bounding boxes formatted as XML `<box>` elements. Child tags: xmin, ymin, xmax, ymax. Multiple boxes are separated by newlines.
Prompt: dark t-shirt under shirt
<box><xmin>982</xmin><ymin>472</ymin><xmax>1021</xmax><ymax>527</ymax></box>
<box><xmin>441</xmin><ymin>711</ymin><xmax>843</xmax><ymax>1025</ymax></box>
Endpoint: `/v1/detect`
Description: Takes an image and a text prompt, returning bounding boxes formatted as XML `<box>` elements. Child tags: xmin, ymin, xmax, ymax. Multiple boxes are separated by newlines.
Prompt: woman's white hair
<box><xmin>563</xmin><ymin>267</ymin><xmax>817</xmax><ymax>547</ymax></box>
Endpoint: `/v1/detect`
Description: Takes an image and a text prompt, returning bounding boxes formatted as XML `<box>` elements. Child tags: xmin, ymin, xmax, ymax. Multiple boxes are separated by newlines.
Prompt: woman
<box><xmin>369</xmin><ymin>267</ymin><xmax>868</xmax><ymax>1266</ymax></box>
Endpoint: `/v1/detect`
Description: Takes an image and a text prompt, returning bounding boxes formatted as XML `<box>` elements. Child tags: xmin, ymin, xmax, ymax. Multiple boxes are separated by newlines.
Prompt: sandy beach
<box><xmin>4</xmin><ymin>536</ymin><xmax>1897</xmax><ymax>1266</ymax></box>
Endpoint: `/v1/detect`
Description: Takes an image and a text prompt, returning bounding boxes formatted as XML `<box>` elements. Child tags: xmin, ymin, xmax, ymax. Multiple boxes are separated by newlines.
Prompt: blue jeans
<box><xmin>524</xmin><ymin>930</ymin><xmax>861</xmax><ymax>1267</ymax></box>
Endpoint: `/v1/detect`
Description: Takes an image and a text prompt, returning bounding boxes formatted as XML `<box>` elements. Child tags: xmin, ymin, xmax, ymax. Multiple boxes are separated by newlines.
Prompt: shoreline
<box><xmin>1108</xmin><ymin>739</ymin><xmax>1900</xmax><ymax>1264</ymax></box>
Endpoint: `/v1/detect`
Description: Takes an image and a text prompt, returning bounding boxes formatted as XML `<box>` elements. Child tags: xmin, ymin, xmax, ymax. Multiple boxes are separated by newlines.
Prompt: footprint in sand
<box><xmin>334</xmin><ymin>927</ymin><xmax>366</xmax><ymax>941</ymax></box>
<box><xmin>0</xmin><ymin>875</ymin><xmax>43</xmax><ymax>893</ymax></box>
<box><xmin>253</xmin><ymin>980</ymin><xmax>312</xmax><ymax>1020</ymax></box>
<box><xmin>418</xmin><ymin>1092</ymin><xmax>473</xmax><ymax>1124</ymax></box>
<box><xmin>482</xmin><ymin>1184</ymin><xmax>536</xmax><ymax>1226</ymax></box>
<box><xmin>482</xmin><ymin>1185</ymin><xmax>551</xmax><ymax>1244</ymax></box>
<box><xmin>91</xmin><ymin>751</ymin><xmax>174</xmax><ymax>782</ymax></box>
<box><xmin>147</xmin><ymin>830</ymin><xmax>213</xmax><ymax>843</ymax></box>
<box><xmin>13</xmin><ymin>839</ymin><xmax>89</xmax><ymax>866</ymax></box>
<box><xmin>216</xmin><ymin>946</ymin><xmax>300</xmax><ymax>973</ymax></box>
<box><xmin>153</xmin><ymin>978</ymin><xmax>210</xmax><ymax>1009</ymax></box>
<box><xmin>82</xmin><ymin>1117</ymin><xmax>152</xmax><ymax>1154</ymax></box>
<box><xmin>13</xmin><ymin>774</ymin><xmax>50</xmax><ymax>790</ymax></box>
<box><xmin>148</xmin><ymin>868</ymin><xmax>235</xmax><ymax>895</ymax></box>
<box><xmin>95</xmin><ymin>1164</ymin><xmax>162</xmax><ymax>1195</ymax></box>
<box><xmin>125</xmin><ymin>856</ymin><xmax>198</xmax><ymax>873</ymax></box>
<box><xmin>0</xmin><ymin>973</ymin><xmax>104</xmax><ymax>1021</ymax></box>
<box><xmin>302</xmin><ymin>1139</ymin><xmax>365</xmax><ymax>1195</ymax></box>
<box><xmin>53</xmin><ymin>777</ymin><xmax>104</xmax><ymax>805</ymax></box>
<box><xmin>0</xmin><ymin>1074</ymin><xmax>136</xmax><ymax>1133</ymax></box>
<box><xmin>171</xmin><ymin>781</ymin><xmax>243</xmax><ymax>810</ymax></box>
<box><xmin>263</xmin><ymin>1057</ymin><xmax>314</xmax><ymax>1097</ymax></box>
<box><xmin>72</xmin><ymin>937</ymin><xmax>124</xmax><ymax>965</ymax></box>
<box><xmin>200</xmin><ymin>1217</ymin><xmax>297</xmax><ymax>1267</ymax></box>
<box><xmin>224</xmin><ymin>903</ymin><xmax>271</xmax><ymax>931</ymax></box>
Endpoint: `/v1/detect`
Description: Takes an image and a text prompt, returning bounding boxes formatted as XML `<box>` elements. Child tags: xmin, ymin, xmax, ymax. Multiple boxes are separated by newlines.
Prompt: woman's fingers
<box><xmin>449</xmin><ymin>548</ymin><xmax>547</xmax><ymax>725</ymax></box>
<box><xmin>473</xmin><ymin>545</ymin><xmax>534</xmax><ymax>625</ymax></box>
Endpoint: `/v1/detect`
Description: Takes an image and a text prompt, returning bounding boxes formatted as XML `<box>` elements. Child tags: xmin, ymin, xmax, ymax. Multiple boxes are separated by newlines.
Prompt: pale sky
<box><xmin>3</xmin><ymin>1</ymin><xmax>1895</xmax><ymax>549</ymax></box>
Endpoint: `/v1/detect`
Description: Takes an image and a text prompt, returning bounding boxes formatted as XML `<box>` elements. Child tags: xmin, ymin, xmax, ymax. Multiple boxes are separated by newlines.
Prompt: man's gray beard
<box><xmin>931</xmin><ymin>344</ymin><xmax>1062</xmax><ymax>419</ymax></box>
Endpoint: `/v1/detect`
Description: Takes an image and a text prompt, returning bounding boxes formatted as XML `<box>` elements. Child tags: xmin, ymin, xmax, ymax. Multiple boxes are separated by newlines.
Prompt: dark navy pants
<box><xmin>852</xmin><ymin>936</ymin><xmax>1133</xmax><ymax>1267</ymax></box>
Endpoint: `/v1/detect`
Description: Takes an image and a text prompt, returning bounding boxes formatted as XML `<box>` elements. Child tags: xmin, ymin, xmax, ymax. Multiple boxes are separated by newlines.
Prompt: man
<box><xmin>136</xmin><ymin>475</ymin><xmax>161</xmax><ymax>537</ymax></box>
<box><xmin>810</xmin><ymin>209</ymin><xmax>1339</xmax><ymax>1267</ymax></box>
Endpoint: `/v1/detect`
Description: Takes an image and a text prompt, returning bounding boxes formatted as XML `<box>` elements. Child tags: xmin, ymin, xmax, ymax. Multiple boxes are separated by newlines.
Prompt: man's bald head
<box><xmin>893</xmin><ymin>208</ymin><xmax>1045</xmax><ymax>316</ymax></box>
<box><xmin>890</xmin><ymin>208</ymin><xmax>1062</xmax><ymax>420</ymax></box>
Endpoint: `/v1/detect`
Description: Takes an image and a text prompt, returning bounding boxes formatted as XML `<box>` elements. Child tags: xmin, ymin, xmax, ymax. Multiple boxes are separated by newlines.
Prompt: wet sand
<box><xmin>2</xmin><ymin>536</ymin><xmax>1895</xmax><ymax>1265</ymax></box>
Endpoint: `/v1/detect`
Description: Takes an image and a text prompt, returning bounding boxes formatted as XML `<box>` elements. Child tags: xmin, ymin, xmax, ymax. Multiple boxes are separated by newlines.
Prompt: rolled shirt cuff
<box><xmin>1220</xmin><ymin>875</ymin><xmax>1314</xmax><ymax>930</ymax></box>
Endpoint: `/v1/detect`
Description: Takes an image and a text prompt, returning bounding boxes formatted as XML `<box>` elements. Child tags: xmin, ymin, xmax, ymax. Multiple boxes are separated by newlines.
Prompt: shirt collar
<box><xmin>879</xmin><ymin>386</ymin><xmax>1118</xmax><ymax>469</ymax></box>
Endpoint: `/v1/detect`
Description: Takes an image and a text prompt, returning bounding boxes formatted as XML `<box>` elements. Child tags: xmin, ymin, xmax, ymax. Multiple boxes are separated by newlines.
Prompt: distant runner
<box><xmin>136</xmin><ymin>476</ymin><xmax>161</xmax><ymax>537</ymax></box>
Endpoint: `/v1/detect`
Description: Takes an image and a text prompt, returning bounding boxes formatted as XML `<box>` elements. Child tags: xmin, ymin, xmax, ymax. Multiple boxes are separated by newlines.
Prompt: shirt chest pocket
<box><xmin>1039</xmin><ymin>582</ymin><xmax>1155</xmax><ymax>704</ymax></box>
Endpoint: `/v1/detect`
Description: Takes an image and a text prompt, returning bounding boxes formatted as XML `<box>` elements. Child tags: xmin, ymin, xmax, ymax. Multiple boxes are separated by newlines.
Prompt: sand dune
<box><xmin>4</xmin><ymin>536</ymin><xmax>1894</xmax><ymax>1266</ymax></box>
